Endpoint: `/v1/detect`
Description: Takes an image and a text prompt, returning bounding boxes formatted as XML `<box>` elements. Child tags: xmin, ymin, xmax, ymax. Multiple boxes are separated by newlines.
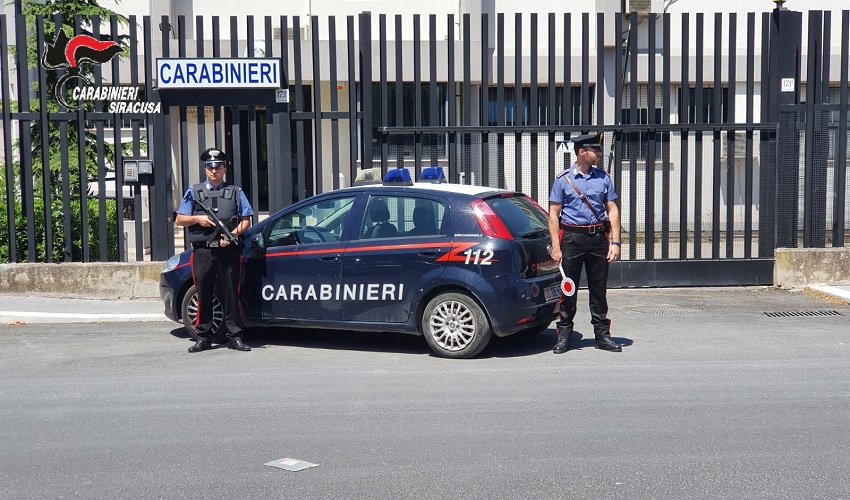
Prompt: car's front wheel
<box><xmin>421</xmin><ymin>292</ymin><xmax>492</xmax><ymax>359</ymax></box>
<box><xmin>181</xmin><ymin>285</ymin><xmax>226</xmax><ymax>342</ymax></box>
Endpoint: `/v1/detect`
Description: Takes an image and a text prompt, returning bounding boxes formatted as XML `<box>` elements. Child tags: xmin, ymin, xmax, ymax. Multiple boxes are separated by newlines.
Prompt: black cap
<box><xmin>571</xmin><ymin>132</ymin><xmax>603</xmax><ymax>150</ymax></box>
<box><xmin>200</xmin><ymin>147</ymin><xmax>229</xmax><ymax>163</ymax></box>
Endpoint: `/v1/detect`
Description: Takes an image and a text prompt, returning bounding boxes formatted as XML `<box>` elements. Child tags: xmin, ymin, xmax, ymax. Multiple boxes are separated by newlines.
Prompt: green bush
<box><xmin>0</xmin><ymin>196</ymin><xmax>118</xmax><ymax>262</ymax></box>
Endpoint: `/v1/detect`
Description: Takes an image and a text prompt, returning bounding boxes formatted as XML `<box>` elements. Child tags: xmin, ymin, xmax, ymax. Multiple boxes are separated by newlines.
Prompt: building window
<box><xmin>487</xmin><ymin>86</ymin><xmax>590</xmax><ymax>126</ymax></box>
<box><xmin>620</xmin><ymin>85</ymin><xmax>670</xmax><ymax>161</ymax></box>
<box><xmin>365</xmin><ymin>83</ymin><xmax>449</xmax><ymax>163</ymax></box>
<box><xmin>678</xmin><ymin>85</ymin><xmax>730</xmax><ymax>124</ymax></box>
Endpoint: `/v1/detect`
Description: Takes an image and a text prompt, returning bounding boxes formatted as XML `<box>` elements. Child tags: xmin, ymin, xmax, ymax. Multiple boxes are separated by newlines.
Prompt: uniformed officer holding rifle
<box><xmin>175</xmin><ymin>148</ymin><xmax>254</xmax><ymax>353</ymax></box>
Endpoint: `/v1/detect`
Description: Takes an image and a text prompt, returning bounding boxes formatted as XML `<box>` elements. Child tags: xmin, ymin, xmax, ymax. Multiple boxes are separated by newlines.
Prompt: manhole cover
<box><xmin>627</xmin><ymin>305</ymin><xmax>701</xmax><ymax>315</ymax></box>
<box><xmin>763</xmin><ymin>310</ymin><xmax>843</xmax><ymax>318</ymax></box>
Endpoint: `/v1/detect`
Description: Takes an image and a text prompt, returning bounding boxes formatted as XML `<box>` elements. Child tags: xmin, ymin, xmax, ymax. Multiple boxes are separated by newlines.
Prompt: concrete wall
<box><xmin>774</xmin><ymin>247</ymin><xmax>850</xmax><ymax>288</ymax></box>
<box><xmin>0</xmin><ymin>262</ymin><xmax>163</xmax><ymax>300</ymax></box>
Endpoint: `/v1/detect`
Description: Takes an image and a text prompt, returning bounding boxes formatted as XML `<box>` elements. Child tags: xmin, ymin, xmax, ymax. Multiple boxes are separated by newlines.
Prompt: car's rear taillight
<box><xmin>471</xmin><ymin>199</ymin><xmax>513</xmax><ymax>240</ymax></box>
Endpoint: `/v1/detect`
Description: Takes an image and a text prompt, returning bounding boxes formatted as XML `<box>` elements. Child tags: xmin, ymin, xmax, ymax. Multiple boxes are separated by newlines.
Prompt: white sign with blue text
<box><xmin>156</xmin><ymin>58</ymin><xmax>281</xmax><ymax>89</ymax></box>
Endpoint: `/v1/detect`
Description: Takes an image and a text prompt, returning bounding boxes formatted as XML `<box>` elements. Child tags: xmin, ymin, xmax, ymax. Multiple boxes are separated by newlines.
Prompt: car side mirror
<box><xmin>251</xmin><ymin>233</ymin><xmax>266</xmax><ymax>259</ymax></box>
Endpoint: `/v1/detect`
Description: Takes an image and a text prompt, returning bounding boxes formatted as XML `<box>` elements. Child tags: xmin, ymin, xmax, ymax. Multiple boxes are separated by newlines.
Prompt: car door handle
<box><xmin>320</xmin><ymin>256</ymin><xmax>340</xmax><ymax>262</ymax></box>
<box><xmin>418</xmin><ymin>251</ymin><xmax>439</xmax><ymax>258</ymax></box>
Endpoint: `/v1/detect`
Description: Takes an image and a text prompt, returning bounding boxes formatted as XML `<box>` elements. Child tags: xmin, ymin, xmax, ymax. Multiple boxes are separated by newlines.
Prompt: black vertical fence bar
<box><xmin>529</xmin><ymin>13</ymin><xmax>538</xmax><ymax>199</ymax></box>
<box><xmin>447</xmin><ymin>15</ymin><xmax>456</xmax><ymax>183</ymax></box>
<box><xmin>803</xmin><ymin>11</ymin><xmax>822</xmax><ymax>248</ymax></box>
<box><xmin>1</xmin><ymin>15</ymin><xmax>16</xmax><ymax>262</ymax></box>
<box><xmin>57</xmin><ymin>14</ymin><xmax>72</xmax><ymax>261</ymax></box>
<box><xmin>281</xmin><ymin>15</ymin><xmax>295</xmax><ymax>207</ymax></box>
<box><xmin>246</xmin><ymin>19</ymin><xmax>259</xmax><ymax>210</ymax></box>
<box><xmin>110</xmin><ymin>15</ymin><xmax>125</xmax><ymax>262</ymax></box>
<box><xmin>628</xmin><ymin>13</ymin><xmax>637</xmax><ymax>260</ymax></box>
<box><xmin>196</xmin><ymin>17</ymin><xmax>206</xmax><ymax>181</ymax></box>
<box><xmin>712</xmin><ymin>13</ymin><xmax>722</xmax><ymax>260</ymax></box>
<box><xmin>661</xmin><ymin>13</ymin><xmax>671</xmax><ymax>259</ymax></box>
<box><xmin>15</xmin><ymin>13</ymin><xmax>35</xmax><ymax>260</ymax></box>
<box><xmin>834</xmin><ymin>10</ymin><xmax>849</xmax><ymax>247</ymax></box>
<box><xmin>480</xmin><ymin>14</ymin><xmax>489</xmax><ymax>188</ymax></box>
<box><xmin>293</xmin><ymin>16</ymin><xmax>307</xmax><ymax>197</ymax></box>
<box><xmin>93</xmin><ymin>17</ymin><xmax>107</xmax><ymax>261</ymax></box>
<box><xmin>645</xmin><ymin>15</ymin><xmax>657</xmax><ymax>261</ymax></box>
<box><xmin>758</xmin><ymin>12</ymin><xmax>773</xmax><ymax>257</ymax></box>
<box><xmin>212</xmin><ymin>17</ymin><xmax>222</xmax><ymax>147</ymax></box>
<box><xmin>414</xmin><ymin>14</ymin><xmax>423</xmax><ymax>176</ymax></box>
<box><xmin>35</xmin><ymin>16</ymin><xmax>53</xmax><ymax>262</ymax></box>
<box><xmin>428</xmin><ymin>15</ymin><xmax>439</xmax><ymax>167</ymax></box>
<box><xmin>145</xmin><ymin>15</ymin><xmax>165</xmax><ymax>258</ymax></box>
<box><xmin>462</xmin><ymin>15</ymin><xmax>471</xmax><ymax>185</ymax></box>
<box><xmin>393</xmin><ymin>16</ymin><xmax>403</xmax><ymax>170</ymax></box>
<box><xmin>565</xmin><ymin>13</ymin><xmax>572</xmax><ymax>130</ymax></box>
<box><xmin>229</xmin><ymin>17</ymin><xmax>243</xmax><ymax>191</ymax></box>
<box><xmin>328</xmin><ymin>16</ymin><xmax>341</xmax><ymax>190</ymax></box>
<box><xmin>74</xmin><ymin>15</ymin><xmax>88</xmax><ymax>261</ymax></box>
<box><xmin>694</xmin><ymin>13</ymin><xmax>704</xmax><ymax>259</ymax></box>
<box><xmin>612</xmin><ymin>13</ymin><xmax>621</xmax><ymax>202</ymax></box>
<box><xmin>547</xmin><ymin>14</ymin><xmax>556</xmax><ymax>188</ymax></box>
<box><xmin>581</xmin><ymin>13</ymin><xmax>590</xmax><ymax>126</ymax></box>
<box><xmin>178</xmin><ymin>17</ymin><xmax>191</xmax><ymax>221</ymax></box>
<box><xmin>151</xmin><ymin>14</ymin><xmax>174</xmax><ymax>259</ymax></box>
<box><xmin>726</xmin><ymin>14</ymin><xmax>737</xmax><ymax>259</ymax></box>
<box><xmin>347</xmin><ymin>16</ymin><xmax>358</xmax><ymax>181</ymax></box>
<box><xmin>744</xmin><ymin>13</ymin><xmax>755</xmax><ymax>259</ymax></box>
<box><xmin>596</xmin><ymin>13</ymin><xmax>605</xmax><ymax>131</ymax></box>
<box><xmin>127</xmin><ymin>16</ymin><xmax>141</xmax><ymax>261</ymax></box>
<box><xmin>679</xmin><ymin>13</ymin><xmax>690</xmax><ymax>259</ymax></box>
<box><xmin>264</xmin><ymin>17</ymin><xmax>280</xmax><ymax>212</ymax></box>
<box><xmin>379</xmin><ymin>14</ymin><xmax>388</xmax><ymax>175</ymax></box>
<box><xmin>821</xmin><ymin>12</ymin><xmax>832</xmax><ymax>108</ymax></box>
<box><xmin>496</xmin><ymin>13</ymin><xmax>506</xmax><ymax>189</ymax></box>
<box><xmin>360</xmin><ymin>13</ymin><xmax>374</xmax><ymax>173</ymax></box>
<box><xmin>514</xmin><ymin>13</ymin><xmax>522</xmax><ymax>192</ymax></box>
<box><xmin>311</xmin><ymin>15</ymin><xmax>324</xmax><ymax>193</ymax></box>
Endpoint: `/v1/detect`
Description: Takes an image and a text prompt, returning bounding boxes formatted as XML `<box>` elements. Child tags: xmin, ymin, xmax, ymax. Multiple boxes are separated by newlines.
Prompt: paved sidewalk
<box><xmin>0</xmin><ymin>295</ymin><xmax>168</xmax><ymax>324</ymax></box>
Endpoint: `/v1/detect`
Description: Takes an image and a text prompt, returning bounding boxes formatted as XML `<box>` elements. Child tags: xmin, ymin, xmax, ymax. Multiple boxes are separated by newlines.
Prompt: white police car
<box><xmin>160</xmin><ymin>167</ymin><xmax>561</xmax><ymax>358</ymax></box>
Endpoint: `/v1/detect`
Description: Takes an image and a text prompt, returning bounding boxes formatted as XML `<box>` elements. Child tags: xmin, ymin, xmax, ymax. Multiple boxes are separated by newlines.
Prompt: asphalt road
<box><xmin>1</xmin><ymin>287</ymin><xmax>848</xmax><ymax>500</ymax></box>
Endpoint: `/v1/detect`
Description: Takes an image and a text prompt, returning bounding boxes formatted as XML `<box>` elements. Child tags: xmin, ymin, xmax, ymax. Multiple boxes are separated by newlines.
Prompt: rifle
<box><xmin>191</xmin><ymin>198</ymin><xmax>238</xmax><ymax>246</ymax></box>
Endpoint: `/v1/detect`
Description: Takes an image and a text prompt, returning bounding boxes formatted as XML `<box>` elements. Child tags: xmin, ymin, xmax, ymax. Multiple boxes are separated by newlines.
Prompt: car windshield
<box><xmin>484</xmin><ymin>195</ymin><xmax>549</xmax><ymax>238</ymax></box>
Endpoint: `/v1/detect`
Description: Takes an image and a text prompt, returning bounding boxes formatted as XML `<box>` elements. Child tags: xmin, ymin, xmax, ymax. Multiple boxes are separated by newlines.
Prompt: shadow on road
<box><xmin>169</xmin><ymin>324</ymin><xmax>565</xmax><ymax>358</ymax></box>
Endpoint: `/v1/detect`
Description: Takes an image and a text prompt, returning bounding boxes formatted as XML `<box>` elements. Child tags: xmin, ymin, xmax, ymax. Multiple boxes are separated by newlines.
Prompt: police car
<box><xmin>160</xmin><ymin>167</ymin><xmax>561</xmax><ymax>358</ymax></box>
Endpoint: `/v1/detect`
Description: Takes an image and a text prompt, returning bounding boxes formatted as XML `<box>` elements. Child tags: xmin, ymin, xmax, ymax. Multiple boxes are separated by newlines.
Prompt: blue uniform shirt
<box><xmin>176</xmin><ymin>180</ymin><xmax>255</xmax><ymax>217</ymax></box>
<box><xmin>548</xmin><ymin>164</ymin><xmax>618</xmax><ymax>225</ymax></box>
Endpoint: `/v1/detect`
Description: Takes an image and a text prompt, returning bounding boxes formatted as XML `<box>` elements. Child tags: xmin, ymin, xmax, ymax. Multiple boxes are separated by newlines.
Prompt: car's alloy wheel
<box><xmin>181</xmin><ymin>285</ymin><xmax>225</xmax><ymax>342</ymax></box>
<box><xmin>421</xmin><ymin>292</ymin><xmax>491</xmax><ymax>359</ymax></box>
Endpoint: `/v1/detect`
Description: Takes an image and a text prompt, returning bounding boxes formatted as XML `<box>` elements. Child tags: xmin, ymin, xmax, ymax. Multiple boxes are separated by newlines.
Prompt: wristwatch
<box><xmin>610</xmin><ymin>241</ymin><xmax>622</xmax><ymax>246</ymax></box>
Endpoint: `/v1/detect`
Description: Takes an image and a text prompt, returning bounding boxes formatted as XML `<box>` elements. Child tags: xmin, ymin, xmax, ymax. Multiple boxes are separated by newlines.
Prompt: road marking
<box><xmin>0</xmin><ymin>311</ymin><xmax>166</xmax><ymax>320</ymax></box>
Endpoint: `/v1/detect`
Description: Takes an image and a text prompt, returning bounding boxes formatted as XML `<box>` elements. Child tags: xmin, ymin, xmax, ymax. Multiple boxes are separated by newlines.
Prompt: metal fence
<box><xmin>1</xmin><ymin>10</ymin><xmax>848</xmax><ymax>286</ymax></box>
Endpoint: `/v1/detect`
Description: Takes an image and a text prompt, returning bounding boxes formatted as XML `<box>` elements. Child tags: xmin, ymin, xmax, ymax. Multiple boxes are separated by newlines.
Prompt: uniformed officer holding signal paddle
<box><xmin>547</xmin><ymin>132</ymin><xmax>623</xmax><ymax>354</ymax></box>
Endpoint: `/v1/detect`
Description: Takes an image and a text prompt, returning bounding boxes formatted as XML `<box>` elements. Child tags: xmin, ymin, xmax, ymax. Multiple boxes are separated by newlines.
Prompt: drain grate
<box><xmin>763</xmin><ymin>310</ymin><xmax>844</xmax><ymax>318</ymax></box>
<box><xmin>627</xmin><ymin>305</ymin><xmax>701</xmax><ymax>315</ymax></box>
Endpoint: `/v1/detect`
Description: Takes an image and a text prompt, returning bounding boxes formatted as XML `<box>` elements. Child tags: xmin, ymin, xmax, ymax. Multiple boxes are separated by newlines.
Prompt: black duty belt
<box><xmin>560</xmin><ymin>223</ymin><xmax>605</xmax><ymax>234</ymax></box>
<box><xmin>192</xmin><ymin>241</ymin><xmax>222</xmax><ymax>249</ymax></box>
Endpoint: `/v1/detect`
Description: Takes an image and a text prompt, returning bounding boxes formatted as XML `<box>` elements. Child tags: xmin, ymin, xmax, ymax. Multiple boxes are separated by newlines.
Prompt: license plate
<box><xmin>543</xmin><ymin>283</ymin><xmax>561</xmax><ymax>301</ymax></box>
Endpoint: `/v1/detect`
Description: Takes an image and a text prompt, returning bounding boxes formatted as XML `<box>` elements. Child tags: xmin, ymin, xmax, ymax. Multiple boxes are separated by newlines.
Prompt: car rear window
<box><xmin>484</xmin><ymin>195</ymin><xmax>549</xmax><ymax>238</ymax></box>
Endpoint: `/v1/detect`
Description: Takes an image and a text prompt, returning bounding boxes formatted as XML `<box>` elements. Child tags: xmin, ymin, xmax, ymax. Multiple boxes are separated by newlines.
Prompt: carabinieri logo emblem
<box><xmin>41</xmin><ymin>29</ymin><xmax>123</xmax><ymax>109</ymax></box>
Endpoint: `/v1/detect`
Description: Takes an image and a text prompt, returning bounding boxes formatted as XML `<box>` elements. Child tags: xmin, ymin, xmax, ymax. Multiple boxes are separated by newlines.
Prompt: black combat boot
<box><xmin>595</xmin><ymin>337</ymin><xmax>622</xmax><ymax>352</ymax></box>
<box><xmin>228</xmin><ymin>337</ymin><xmax>251</xmax><ymax>351</ymax></box>
<box><xmin>188</xmin><ymin>338</ymin><xmax>212</xmax><ymax>353</ymax></box>
<box><xmin>552</xmin><ymin>328</ymin><xmax>572</xmax><ymax>354</ymax></box>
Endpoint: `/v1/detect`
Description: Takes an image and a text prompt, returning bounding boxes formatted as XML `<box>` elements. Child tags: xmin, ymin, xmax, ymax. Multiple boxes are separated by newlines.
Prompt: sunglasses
<box><xmin>204</xmin><ymin>161</ymin><xmax>226</xmax><ymax>170</ymax></box>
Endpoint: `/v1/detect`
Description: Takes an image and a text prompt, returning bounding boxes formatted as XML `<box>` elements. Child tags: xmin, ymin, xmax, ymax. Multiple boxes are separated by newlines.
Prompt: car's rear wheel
<box><xmin>421</xmin><ymin>292</ymin><xmax>492</xmax><ymax>359</ymax></box>
<box><xmin>181</xmin><ymin>285</ymin><xmax>227</xmax><ymax>343</ymax></box>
